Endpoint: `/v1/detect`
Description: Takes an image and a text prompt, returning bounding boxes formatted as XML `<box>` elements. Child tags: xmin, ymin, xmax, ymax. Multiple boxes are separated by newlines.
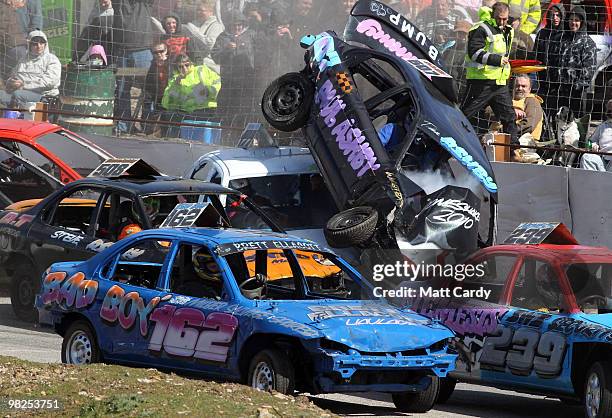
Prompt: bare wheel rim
<box><xmin>67</xmin><ymin>331</ymin><xmax>92</xmax><ymax>365</ymax></box>
<box><xmin>17</xmin><ymin>279</ymin><xmax>34</xmax><ymax>307</ymax></box>
<box><xmin>252</xmin><ymin>361</ymin><xmax>274</xmax><ymax>391</ymax></box>
<box><xmin>272</xmin><ymin>84</ymin><xmax>303</xmax><ymax>115</ymax></box>
<box><xmin>586</xmin><ymin>372</ymin><xmax>601</xmax><ymax>418</ymax></box>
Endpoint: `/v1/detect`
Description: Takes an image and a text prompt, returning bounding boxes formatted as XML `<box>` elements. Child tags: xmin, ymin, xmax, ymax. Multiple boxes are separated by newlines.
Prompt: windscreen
<box><xmin>36</xmin><ymin>132</ymin><xmax>106</xmax><ymax>176</ymax></box>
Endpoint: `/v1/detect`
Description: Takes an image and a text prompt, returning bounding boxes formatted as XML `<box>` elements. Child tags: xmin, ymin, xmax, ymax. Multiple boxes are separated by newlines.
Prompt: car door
<box><xmin>28</xmin><ymin>186</ymin><xmax>104</xmax><ymax>274</ymax></box>
<box><xmin>88</xmin><ymin>237</ymin><xmax>172</xmax><ymax>364</ymax></box>
<box><xmin>484</xmin><ymin>257</ymin><xmax>575</xmax><ymax>393</ymax></box>
<box><xmin>151</xmin><ymin>241</ymin><xmax>239</xmax><ymax>377</ymax></box>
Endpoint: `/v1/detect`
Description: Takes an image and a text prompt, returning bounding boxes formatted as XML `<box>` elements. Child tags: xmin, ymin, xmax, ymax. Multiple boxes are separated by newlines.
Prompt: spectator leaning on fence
<box><xmin>558</xmin><ymin>6</ymin><xmax>596</xmax><ymax>119</ymax></box>
<box><xmin>461</xmin><ymin>3</ymin><xmax>518</xmax><ymax>145</ymax></box>
<box><xmin>161</xmin><ymin>53</ymin><xmax>220</xmax><ymax>113</ymax></box>
<box><xmin>513</xmin><ymin>74</ymin><xmax>544</xmax><ymax>141</ymax></box>
<box><xmin>0</xmin><ymin>30</ymin><xmax>60</xmax><ymax>108</ymax></box>
<box><xmin>533</xmin><ymin>2</ymin><xmax>564</xmax><ymax>114</ymax></box>
<box><xmin>581</xmin><ymin>100</ymin><xmax>612</xmax><ymax>172</ymax></box>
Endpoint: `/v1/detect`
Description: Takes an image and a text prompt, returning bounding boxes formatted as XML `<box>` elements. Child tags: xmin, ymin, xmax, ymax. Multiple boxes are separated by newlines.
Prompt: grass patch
<box><xmin>0</xmin><ymin>356</ymin><xmax>334</xmax><ymax>417</ymax></box>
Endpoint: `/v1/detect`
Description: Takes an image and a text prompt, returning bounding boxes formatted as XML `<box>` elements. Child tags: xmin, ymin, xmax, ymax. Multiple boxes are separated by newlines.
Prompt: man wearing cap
<box><xmin>0</xmin><ymin>30</ymin><xmax>60</xmax><ymax>107</ymax></box>
<box><xmin>461</xmin><ymin>2</ymin><xmax>517</xmax><ymax>145</ymax></box>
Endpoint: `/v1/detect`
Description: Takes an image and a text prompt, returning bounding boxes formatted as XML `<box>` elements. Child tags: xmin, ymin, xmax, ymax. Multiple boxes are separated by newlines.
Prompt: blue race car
<box><xmin>35</xmin><ymin>228</ymin><xmax>456</xmax><ymax>413</ymax></box>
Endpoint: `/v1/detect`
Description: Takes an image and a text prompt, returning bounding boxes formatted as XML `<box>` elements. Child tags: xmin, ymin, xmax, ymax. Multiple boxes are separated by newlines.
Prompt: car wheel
<box><xmin>262</xmin><ymin>72</ymin><xmax>314</xmax><ymax>132</ymax></box>
<box><xmin>584</xmin><ymin>362</ymin><xmax>612</xmax><ymax>418</ymax></box>
<box><xmin>392</xmin><ymin>375</ymin><xmax>439</xmax><ymax>413</ymax></box>
<box><xmin>436</xmin><ymin>377</ymin><xmax>456</xmax><ymax>404</ymax></box>
<box><xmin>61</xmin><ymin>320</ymin><xmax>101</xmax><ymax>365</ymax></box>
<box><xmin>324</xmin><ymin>207</ymin><xmax>378</xmax><ymax>248</ymax></box>
<box><xmin>247</xmin><ymin>349</ymin><xmax>295</xmax><ymax>394</ymax></box>
<box><xmin>9</xmin><ymin>266</ymin><xmax>39</xmax><ymax>322</ymax></box>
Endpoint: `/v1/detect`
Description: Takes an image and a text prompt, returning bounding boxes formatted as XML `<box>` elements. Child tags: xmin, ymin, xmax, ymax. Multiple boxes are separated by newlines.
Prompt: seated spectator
<box><xmin>212</xmin><ymin>12</ymin><xmax>257</xmax><ymax>112</ymax></box>
<box><xmin>512</xmin><ymin>74</ymin><xmax>544</xmax><ymax>141</ymax></box>
<box><xmin>143</xmin><ymin>42</ymin><xmax>170</xmax><ymax>134</ymax></box>
<box><xmin>415</xmin><ymin>0</ymin><xmax>455</xmax><ymax>48</ymax></box>
<box><xmin>558</xmin><ymin>6</ymin><xmax>596</xmax><ymax>118</ymax></box>
<box><xmin>581</xmin><ymin>100</ymin><xmax>612</xmax><ymax>172</ymax></box>
<box><xmin>534</xmin><ymin>3</ymin><xmax>564</xmax><ymax>115</ymax></box>
<box><xmin>79</xmin><ymin>44</ymin><xmax>108</xmax><ymax>67</ymax></box>
<box><xmin>0</xmin><ymin>30</ymin><xmax>60</xmax><ymax>108</ymax></box>
<box><xmin>161</xmin><ymin>14</ymin><xmax>193</xmax><ymax>60</ymax></box>
<box><xmin>161</xmin><ymin>53</ymin><xmax>220</xmax><ymax>113</ymax></box>
<box><xmin>75</xmin><ymin>0</ymin><xmax>113</xmax><ymax>61</ymax></box>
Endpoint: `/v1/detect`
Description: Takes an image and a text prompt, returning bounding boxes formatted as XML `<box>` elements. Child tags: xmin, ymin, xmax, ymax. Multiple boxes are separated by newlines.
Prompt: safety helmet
<box><xmin>193</xmin><ymin>248</ymin><xmax>222</xmax><ymax>283</ymax></box>
<box><xmin>535</xmin><ymin>264</ymin><xmax>559</xmax><ymax>306</ymax></box>
<box><xmin>142</xmin><ymin>197</ymin><xmax>160</xmax><ymax>221</ymax></box>
<box><xmin>118</xmin><ymin>223</ymin><xmax>142</xmax><ymax>240</ymax></box>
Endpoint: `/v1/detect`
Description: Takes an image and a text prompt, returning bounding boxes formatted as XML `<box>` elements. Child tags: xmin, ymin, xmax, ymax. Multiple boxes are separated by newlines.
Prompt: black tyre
<box><xmin>262</xmin><ymin>72</ymin><xmax>314</xmax><ymax>132</ymax></box>
<box><xmin>392</xmin><ymin>375</ymin><xmax>439</xmax><ymax>413</ymax></box>
<box><xmin>436</xmin><ymin>377</ymin><xmax>456</xmax><ymax>404</ymax></box>
<box><xmin>324</xmin><ymin>206</ymin><xmax>378</xmax><ymax>248</ymax></box>
<box><xmin>247</xmin><ymin>348</ymin><xmax>295</xmax><ymax>394</ymax></box>
<box><xmin>584</xmin><ymin>361</ymin><xmax>612</xmax><ymax>418</ymax></box>
<box><xmin>9</xmin><ymin>266</ymin><xmax>39</xmax><ymax>322</ymax></box>
<box><xmin>61</xmin><ymin>320</ymin><xmax>102</xmax><ymax>365</ymax></box>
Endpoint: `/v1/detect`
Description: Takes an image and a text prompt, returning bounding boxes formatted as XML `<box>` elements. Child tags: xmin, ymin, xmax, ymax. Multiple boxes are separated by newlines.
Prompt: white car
<box><xmin>185</xmin><ymin>146</ymin><xmax>353</xmax><ymax>256</ymax></box>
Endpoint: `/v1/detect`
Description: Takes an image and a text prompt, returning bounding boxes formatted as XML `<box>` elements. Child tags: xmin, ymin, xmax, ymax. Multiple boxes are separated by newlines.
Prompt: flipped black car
<box><xmin>0</xmin><ymin>175</ymin><xmax>281</xmax><ymax>320</ymax></box>
<box><xmin>262</xmin><ymin>0</ymin><xmax>498</xmax><ymax>261</ymax></box>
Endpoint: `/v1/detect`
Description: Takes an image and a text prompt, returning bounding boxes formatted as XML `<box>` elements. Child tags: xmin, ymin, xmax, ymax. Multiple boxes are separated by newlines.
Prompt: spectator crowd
<box><xmin>0</xmin><ymin>0</ymin><xmax>610</xmax><ymax>171</ymax></box>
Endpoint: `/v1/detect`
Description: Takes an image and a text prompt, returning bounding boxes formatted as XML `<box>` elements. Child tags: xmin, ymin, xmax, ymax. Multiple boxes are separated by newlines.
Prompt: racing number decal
<box><xmin>90</xmin><ymin>162</ymin><xmax>133</xmax><ymax>177</ymax></box>
<box><xmin>503</xmin><ymin>223</ymin><xmax>559</xmax><ymax>245</ymax></box>
<box><xmin>148</xmin><ymin>305</ymin><xmax>238</xmax><ymax>362</ymax></box>
<box><xmin>480</xmin><ymin>325</ymin><xmax>567</xmax><ymax>377</ymax></box>
<box><xmin>159</xmin><ymin>203</ymin><xmax>209</xmax><ymax>228</ymax></box>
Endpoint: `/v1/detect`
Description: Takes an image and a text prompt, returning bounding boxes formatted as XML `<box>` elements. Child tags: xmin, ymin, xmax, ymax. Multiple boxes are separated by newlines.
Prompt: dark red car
<box><xmin>0</xmin><ymin>119</ymin><xmax>114</xmax><ymax>184</ymax></box>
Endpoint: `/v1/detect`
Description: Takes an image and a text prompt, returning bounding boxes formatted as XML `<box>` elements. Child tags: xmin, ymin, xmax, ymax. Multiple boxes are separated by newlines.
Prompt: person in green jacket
<box><xmin>161</xmin><ymin>53</ymin><xmax>221</xmax><ymax>113</ymax></box>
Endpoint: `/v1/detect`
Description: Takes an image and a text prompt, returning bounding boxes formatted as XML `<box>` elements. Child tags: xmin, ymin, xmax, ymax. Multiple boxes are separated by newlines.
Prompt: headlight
<box><xmin>320</xmin><ymin>338</ymin><xmax>352</xmax><ymax>353</ymax></box>
<box><xmin>428</xmin><ymin>338</ymin><xmax>451</xmax><ymax>353</ymax></box>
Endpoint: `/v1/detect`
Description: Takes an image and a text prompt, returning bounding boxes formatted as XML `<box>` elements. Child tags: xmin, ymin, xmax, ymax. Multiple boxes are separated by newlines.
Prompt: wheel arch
<box><xmin>238</xmin><ymin>333</ymin><xmax>312</xmax><ymax>388</ymax></box>
<box><xmin>571</xmin><ymin>342</ymin><xmax>612</xmax><ymax>397</ymax></box>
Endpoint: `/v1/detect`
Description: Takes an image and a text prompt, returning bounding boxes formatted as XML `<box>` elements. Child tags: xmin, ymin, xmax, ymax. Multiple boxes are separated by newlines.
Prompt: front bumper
<box><xmin>313</xmin><ymin>349</ymin><xmax>456</xmax><ymax>393</ymax></box>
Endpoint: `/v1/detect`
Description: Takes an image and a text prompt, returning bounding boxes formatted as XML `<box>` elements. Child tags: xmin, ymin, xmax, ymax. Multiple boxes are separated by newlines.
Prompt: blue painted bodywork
<box><xmin>36</xmin><ymin>228</ymin><xmax>456</xmax><ymax>394</ymax></box>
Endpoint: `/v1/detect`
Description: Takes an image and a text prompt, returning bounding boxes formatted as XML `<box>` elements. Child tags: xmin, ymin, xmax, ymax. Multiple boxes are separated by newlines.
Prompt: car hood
<box><xmin>261</xmin><ymin>300</ymin><xmax>454</xmax><ymax>351</ymax></box>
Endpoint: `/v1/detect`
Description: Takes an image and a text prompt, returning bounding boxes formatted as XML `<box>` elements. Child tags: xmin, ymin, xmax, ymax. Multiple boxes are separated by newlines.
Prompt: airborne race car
<box><xmin>0</xmin><ymin>160</ymin><xmax>282</xmax><ymax>321</ymax></box>
<box><xmin>262</xmin><ymin>0</ymin><xmax>497</xmax><ymax>259</ymax></box>
<box><xmin>35</xmin><ymin>228</ymin><xmax>457</xmax><ymax>413</ymax></box>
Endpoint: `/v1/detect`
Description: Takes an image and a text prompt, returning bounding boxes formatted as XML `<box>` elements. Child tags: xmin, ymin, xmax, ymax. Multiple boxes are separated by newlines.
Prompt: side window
<box><xmin>463</xmin><ymin>255</ymin><xmax>518</xmax><ymax>303</ymax></box>
<box><xmin>96</xmin><ymin>193</ymin><xmax>142</xmax><ymax>241</ymax></box>
<box><xmin>2</xmin><ymin>141</ymin><xmax>61</xmax><ymax>179</ymax></box>
<box><xmin>169</xmin><ymin>244</ymin><xmax>223</xmax><ymax>299</ymax></box>
<box><xmin>0</xmin><ymin>150</ymin><xmax>57</xmax><ymax>202</ymax></box>
<box><xmin>46</xmin><ymin>188</ymin><xmax>103</xmax><ymax>234</ymax></box>
<box><xmin>295</xmin><ymin>251</ymin><xmax>363</xmax><ymax>300</ymax></box>
<box><xmin>109</xmin><ymin>238</ymin><xmax>172</xmax><ymax>289</ymax></box>
<box><xmin>511</xmin><ymin>259</ymin><xmax>563</xmax><ymax>312</ymax></box>
<box><xmin>192</xmin><ymin>162</ymin><xmax>221</xmax><ymax>184</ymax></box>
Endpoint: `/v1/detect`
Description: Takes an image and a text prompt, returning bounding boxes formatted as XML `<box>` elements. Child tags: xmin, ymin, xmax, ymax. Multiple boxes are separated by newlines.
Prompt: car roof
<box><xmin>481</xmin><ymin>244</ymin><xmax>612</xmax><ymax>263</ymax></box>
<box><xmin>0</xmin><ymin>119</ymin><xmax>61</xmax><ymax>139</ymax></box>
<box><xmin>68</xmin><ymin>176</ymin><xmax>240</xmax><ymax>196</ymax></box>
<box><xmin>200</xmin><ymin>146</ymin><xmax>318</xmax><ymax>178</ymax></box>
<box><xmin>131</xmin><ymin>227</ymin><xmax>328</xmax><ymax>249</ymax></box>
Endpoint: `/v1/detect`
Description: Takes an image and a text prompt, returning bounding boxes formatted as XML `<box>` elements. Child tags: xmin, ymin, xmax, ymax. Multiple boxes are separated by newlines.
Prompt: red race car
<box><xmin>0</xmin><ymin>119</ymin><xmax>114</xmax><ymax>183</ymax></box>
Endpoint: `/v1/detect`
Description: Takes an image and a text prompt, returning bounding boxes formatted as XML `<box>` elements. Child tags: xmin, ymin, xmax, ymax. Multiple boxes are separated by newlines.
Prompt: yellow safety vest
<box><xmin>162</xmin><ymin>64</ymin><xmax>221</xmax><ymax>113</ymax></box>
<box><xmin>500</xmin><ymin>0</ymin><xmax>541</xmax><ymax>35</ymax></box>
<box><xmin>465</xmin><ymin>22</ymin><xmax>513</xmax><ymax>85</ymax></box>
<box><xmin>513</xmin><ymin>93</ymin><xmax>543</xmax><ymax>141</ymax></box>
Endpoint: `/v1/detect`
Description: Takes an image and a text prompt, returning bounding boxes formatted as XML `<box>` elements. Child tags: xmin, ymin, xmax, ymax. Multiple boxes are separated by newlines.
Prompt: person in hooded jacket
<box><xmin>533</xmin><ymin>2</ymin><xmax>564</xmax><ymax>114</ymax></box>
<box><xmin>160</xmin><ymin>13</ymin><xmax>193</xmax><ymax>61</ymax></box>
<box><xmin>0</xmin><ymin>30</ymin><xmax>60</xmax><ymax>107</ymax></box>
<box><xmin>557</xmin><ymin>6</ymin><xmax>596</xmax><ymax>118</ymax></box>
